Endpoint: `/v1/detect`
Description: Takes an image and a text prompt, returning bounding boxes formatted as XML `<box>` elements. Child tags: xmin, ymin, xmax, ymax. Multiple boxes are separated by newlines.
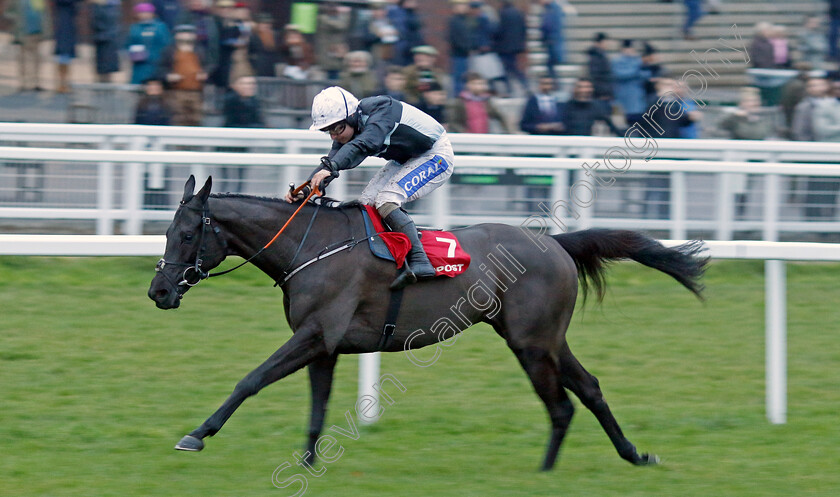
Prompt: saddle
<box><xmin>360</xmin><ymin>205</ymin><xmax>470</xmax><ymax>277</ymax></box>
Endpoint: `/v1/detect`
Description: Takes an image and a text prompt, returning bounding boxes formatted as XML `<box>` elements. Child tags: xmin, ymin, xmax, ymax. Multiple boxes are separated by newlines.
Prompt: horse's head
<box><xmin>148</xmin><ymin>176</ymin><xmax>227</xmax><ymax>309</ymax></box>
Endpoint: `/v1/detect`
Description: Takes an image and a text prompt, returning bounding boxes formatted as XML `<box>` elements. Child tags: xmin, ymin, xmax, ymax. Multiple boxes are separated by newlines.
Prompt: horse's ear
<box><xmin>196</xmin><ymin>176</ymin><xmax>212</xmax><ymax>204</ymax></box>
<box><xmin>182</xmin><ymin>175</ymin><xmax>196</xmax><ymax>203</ymax></box>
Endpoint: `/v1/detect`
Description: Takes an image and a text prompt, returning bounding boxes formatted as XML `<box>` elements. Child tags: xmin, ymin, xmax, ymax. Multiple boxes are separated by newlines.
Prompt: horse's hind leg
<box><xmin>512</xmin><ymin>347</ymin><xmax>575</xmax><ymax>471</ymax></box>
<box><xmin>303</xmin><ymin>354</ymin><xmax>338</xmax><ymax>465</ymax></box>
<box><xmin>559</xmin><ymin>344</ymin><xmax>659</xmax><ymax>466</ymax></box>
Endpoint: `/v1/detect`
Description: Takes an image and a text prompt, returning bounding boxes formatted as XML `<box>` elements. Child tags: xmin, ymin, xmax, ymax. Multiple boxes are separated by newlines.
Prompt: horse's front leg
<box><xmin>175</xmin><ymin>327</ymin><xmax>328</xmax><ymax>451</ymax></box>
<box><xmin>303</xmin><ymin>354</ymin><xmax>338</xmax><ymax>465</ymax></box>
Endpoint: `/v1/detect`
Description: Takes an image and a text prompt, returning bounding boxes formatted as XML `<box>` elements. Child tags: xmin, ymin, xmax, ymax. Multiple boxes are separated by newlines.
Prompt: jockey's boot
<box><xmin>384</xmin><ymin>209</ymin><xmax>437</xmax><ymax>290</ymax></box>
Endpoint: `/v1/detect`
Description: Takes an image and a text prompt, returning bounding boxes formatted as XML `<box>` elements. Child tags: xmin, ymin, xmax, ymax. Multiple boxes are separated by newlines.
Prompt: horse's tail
<box><xmin>552</xmin><ymin>229</ymin><xmax>708</xmax><ymax>302</ymax></box>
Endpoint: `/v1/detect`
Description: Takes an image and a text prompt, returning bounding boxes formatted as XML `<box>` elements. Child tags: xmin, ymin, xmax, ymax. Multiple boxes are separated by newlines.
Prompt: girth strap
<box><xmin>377</xmin><ymin>282</ymin><xmax>404</xmax><ymax>351</ymax></box>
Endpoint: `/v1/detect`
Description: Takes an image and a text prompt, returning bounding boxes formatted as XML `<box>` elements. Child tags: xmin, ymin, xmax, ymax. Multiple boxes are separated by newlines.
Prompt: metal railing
<box><xmin>1</xmin><ymin>124</ymin><xmax>840</xmax><ymax>240</ymax></box>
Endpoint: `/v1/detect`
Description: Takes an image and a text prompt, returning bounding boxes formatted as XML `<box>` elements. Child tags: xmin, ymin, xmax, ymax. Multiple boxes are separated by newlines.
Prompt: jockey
<box><xmin>285</xmin><ymin>86</ymin><xmax>454</xmax><ymax>290</ymax></box>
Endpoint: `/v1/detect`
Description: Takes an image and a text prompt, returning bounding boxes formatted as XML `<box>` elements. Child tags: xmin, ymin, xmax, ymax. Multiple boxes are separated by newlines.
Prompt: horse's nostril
<box><xmin>156</xmin><ymin>289</ymin><xmax>169</xmax><ymax>300</ymax></box>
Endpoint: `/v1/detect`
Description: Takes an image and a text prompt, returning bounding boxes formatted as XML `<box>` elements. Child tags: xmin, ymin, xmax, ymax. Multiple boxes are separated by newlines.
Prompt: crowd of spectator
<box><xmin>3</xmin><ymin>0</ymin><xmax>840</xmax><ymax>145</ymax></box>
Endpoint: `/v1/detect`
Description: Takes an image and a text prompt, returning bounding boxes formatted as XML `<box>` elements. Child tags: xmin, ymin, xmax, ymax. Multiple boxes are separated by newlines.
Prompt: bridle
<box><xmin>155</xmin><ymin>183</ymin><xmax>322</xmax><ymax>290</ymax></box>
<box><xmin>154</xmin><ymin>201</ymin><xmax>225</xmax><ymax>289</ymax></box>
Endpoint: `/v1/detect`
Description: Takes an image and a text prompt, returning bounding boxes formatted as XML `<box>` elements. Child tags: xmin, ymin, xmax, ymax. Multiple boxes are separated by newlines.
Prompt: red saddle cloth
<box><xmin>363</xmin><ymin>205</ymin><xmax>471</xmax><ymax>277</ymax></box>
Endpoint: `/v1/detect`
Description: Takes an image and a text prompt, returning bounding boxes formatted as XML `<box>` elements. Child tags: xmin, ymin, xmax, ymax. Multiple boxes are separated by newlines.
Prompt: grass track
<box><xmin>1</xmin><ymin>257</ymin><xmax>839</xmax><ymax>496</ymax></box>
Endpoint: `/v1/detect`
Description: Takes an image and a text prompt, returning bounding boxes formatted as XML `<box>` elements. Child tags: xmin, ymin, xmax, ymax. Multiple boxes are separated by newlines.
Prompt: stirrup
<box><xmin>390</xmin><ymin>264</ymin><xmax>418</xmax><ymax>290</ymax></box>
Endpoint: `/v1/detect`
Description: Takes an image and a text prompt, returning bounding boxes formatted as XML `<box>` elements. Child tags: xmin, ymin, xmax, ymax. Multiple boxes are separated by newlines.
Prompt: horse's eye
<box><xmin>183</xmin><ymin>232</ymin><xmax>194</xmax><ymax>242</ymax></box>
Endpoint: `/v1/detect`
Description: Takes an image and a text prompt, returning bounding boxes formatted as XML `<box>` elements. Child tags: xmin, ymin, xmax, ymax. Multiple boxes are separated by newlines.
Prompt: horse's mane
<box><xmin>209</xmin><ymin>193</ymin><xmax>350</xmax><ymax>211</ymax></box>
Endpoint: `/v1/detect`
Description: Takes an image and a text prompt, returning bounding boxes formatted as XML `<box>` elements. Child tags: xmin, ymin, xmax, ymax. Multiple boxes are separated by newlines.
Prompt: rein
<box><xmin>156</xmin><ymin>182</ymin><xmax>321</xmax><ymax>288</ymax></box>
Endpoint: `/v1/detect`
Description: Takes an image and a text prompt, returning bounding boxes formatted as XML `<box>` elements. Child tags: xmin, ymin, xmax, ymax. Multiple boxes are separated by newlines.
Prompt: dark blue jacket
<box><xmin>494</xmin><ymin>4</ymin><xmax>526</xmax><ymax>55</ymax></box>
<box><xmin>562</xmin><ymin>99</ymin><xmax>620</xmax><ymax>136</ymax></box>
<box><xmin>448</xmin><ymin>14</ymin><xmax>472</xmax><ymax>58</ymax></box>
<box><xmin>327</xmin><ymin>96</ymin><xmax>445</xmax><ymax>170</ymax></box>
<box><xmin>53</xmin><ymin>0</ymin><xmax>81</xmax><ymax>57</ymax></box>
<box><xmin>388</xmin><ymin>5</ymin><xmax>423</xmax><ymax>65</ymax></box>
<box><xmin>520</xmin><ymin>94</ymin><xmax>564</xmax><ymax>134</ymax></box>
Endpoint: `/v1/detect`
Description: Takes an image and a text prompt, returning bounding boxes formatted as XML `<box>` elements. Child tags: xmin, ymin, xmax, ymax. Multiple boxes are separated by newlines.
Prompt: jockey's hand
<box><xmin>283</xmin><ymin>189</ymin><xmax>305</xmax><ymax>203</ymax></box>
<box><xmin>310</xmin><ymin>168</ymin><xmax>334</xmax><ymax>193</ymax></box>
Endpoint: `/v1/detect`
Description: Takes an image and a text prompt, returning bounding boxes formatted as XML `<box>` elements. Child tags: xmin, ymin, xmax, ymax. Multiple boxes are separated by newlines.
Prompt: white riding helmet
<box><xmin>309</xmin><ymin>86</ymin><xmax>360</xmax><ymax>131</ymax></box>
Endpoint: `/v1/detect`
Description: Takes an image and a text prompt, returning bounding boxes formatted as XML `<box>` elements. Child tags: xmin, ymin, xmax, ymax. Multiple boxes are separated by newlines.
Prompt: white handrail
<box><xmin>2</xmin><ymin>146</ymin><xmax>840</xmax><ymax>175</ymax></box>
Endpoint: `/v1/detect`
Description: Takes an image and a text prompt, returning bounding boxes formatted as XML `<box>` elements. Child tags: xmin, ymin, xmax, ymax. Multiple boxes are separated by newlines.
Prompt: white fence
<box><xmin>3</xmin><ymin>234</ymin><xmax>839</xmax><ymax>424</ymax></box>
<box><xmin>2</xmin><ymin>124</ymin><xmax>840</xmax><ymax>240</ymax></box>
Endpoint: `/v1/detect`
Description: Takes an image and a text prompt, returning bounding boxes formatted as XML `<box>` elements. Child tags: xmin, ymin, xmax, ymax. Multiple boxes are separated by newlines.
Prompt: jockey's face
<box><xmin>326</xmin><ymin>121</ymin><xmax>354</xmax><ymax>144</ymax></box>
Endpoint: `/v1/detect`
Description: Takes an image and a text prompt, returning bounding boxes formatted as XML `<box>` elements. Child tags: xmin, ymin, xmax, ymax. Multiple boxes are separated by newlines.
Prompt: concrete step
<box><xmin>570</xmin><ymin>1</ymin><xmax>820</xmax><ymax>16</ymax></box>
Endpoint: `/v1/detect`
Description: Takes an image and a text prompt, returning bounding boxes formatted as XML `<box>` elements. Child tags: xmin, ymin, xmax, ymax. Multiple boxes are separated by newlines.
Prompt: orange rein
<box><xmin>263</xmin><ymin>181</ymin><xmax>320</xmax><ymax>250</ymax></box>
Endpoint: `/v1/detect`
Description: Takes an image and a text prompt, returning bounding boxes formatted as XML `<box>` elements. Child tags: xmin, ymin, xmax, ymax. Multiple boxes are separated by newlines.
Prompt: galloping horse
<box><xmin>148</xmin><ymin>176</ymin><xmax>707</xmax><ymax>470</ymax></box>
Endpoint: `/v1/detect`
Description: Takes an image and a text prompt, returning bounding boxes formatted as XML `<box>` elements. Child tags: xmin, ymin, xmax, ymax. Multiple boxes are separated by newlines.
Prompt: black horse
<box><xmin>148</xmin><ymin>176</ymin><xmax>707</xmax><ymax>470</ymax></box>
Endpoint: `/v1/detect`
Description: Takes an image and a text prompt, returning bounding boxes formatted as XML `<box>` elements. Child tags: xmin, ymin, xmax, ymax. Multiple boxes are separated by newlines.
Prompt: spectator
<box><xmin>520</xmin><ymin>76</ymin><xmax>565</xmax><ymax>135</ymax></box>
<box><xmin>641</xmin><ymin>78</ymin><xmax>701</xmax><ymax>138</ymax></box>
<box><xmin>720</xmin><ymin>87</ymin><xmax>774</xmax><ymax>140</ymax></box>
<box><xmin>388</xmin><ymin>0</ymin><xmax>424</xmax><ymax>66</ymax></box>
<box><xmin>361</xmin><ymin>0</ymin><xmax>398</xmax><ymax>76</ymax></box>
<box><xmin>682</xmin><ymin>0</ymin><xmax>704</xmax><ymax>40</ymax></box>
<box><xmin>769</xmin><ymin>25</ymin><xmax>791</xmax><ymax>68</ymax></box>
<box><xmin>466</xmin><ymin>1</ymin><xmax>500</xmax><ymax>88</ymax></box>
<box><xmin>53</xmin><ymin>0</ymin><xmax>82</xmax><ymax>93</ymax></box>
<box><xmin>223</xmin><ymin>75</ymin><xmax>263</xmax><ymax>128</ymax></box>
<box><xmin>135</xmin><ymin>78</ymin><xmax>173</xmax><ymax>125</ymax></box>
<box><xmin>749</xmin><ymin>22</ymin><xmax>776</xmax><ymax>69</ymax></box>
<box><xmin>587</xmin><ymin>32</ymin><xmax>613</xmax><ymax>101</ymax></box>
<box><xmin>379</xmin><ymin>65</ymin><xmax>408</xmax><ymax>100</ymax></box>
<box><xmin>792</xmin><ymin>76</ymin><xmax>829</xmax><ymax>141</ymax></box>
<box><xmin>611</xmin><ymin>39</ymin><xmax>646</xmax><ymax>126</ymax></box>
<box><xmin>253</xmin><ymin>12</ymin><xmax>279</xmax><ymax>77</ymax></box>
<box><xmin>220</xmin><ymin>75</ymin><xmax>264</xmax><ymax>193</ymax></box>
<box><xmin>219</xmin><ymin>76</ymin><xmax>265</xmax><ymax>193</ymax></box>
<box><xmin>829</xmin><ymin>0</ymin><xmax>840</xmax><ymax>61</ymax></box>
<box><xmin>135</xmin><ymin>77</ymin><xmax>172</xmax><ymax>207</ymax></box>
<box><xmin>562</xmin><ymin>78</ymin><xmax>621</xmax><ymax>136</ymax></box>
<box><xmin>448</xmin><ymin>0</ymin><xmax>472</xmax><ymax>97</ymax></box>
<box><xmin>213</xmin><ymin>0</ymin><xmax>240</xmax><ymax>88</ymax></box>
<box><xmin>227</xmin><ymin>2</ymin><xmax>260</xmax><ymax>84</ymax></box>
<box><xmin>675</xmin><ymin>80</ymin><xmax>701</xmax><ymax>138</ymax></box>
<box><xmin>494</xmin><ymin>0</ymin><xmax>528</xmax><ymax>97</ymax></box>
<box><xmin>798</xmin><ymin>16</ymin><xmax>828</xmax><ymax>69</ymax></box>
<box><xmin>449</xmin><ymin>72</ymin><xmax>511</xmax><ymax>133</ymax></box>
<box><xmin>90</xmin><ymin>0</ymin><xmax>121</xmax><ymax>84</ymax></box>
<box><xmin>812</xmin><ymin>82</ymin><xmax>840</xmax><ymax>140</ymax></box>
<box><xmin>539</xmin><ymin>0</ymin><xmax>575</xmax><ymax>81</ymax></box>
<box><xmin>160</xmin><ymin>24</ymin><xmax>207</xmax><ymax>126</ymax></box>
<box><xmin>8</xmin><ymin>0</ymin><xmax>52</xmax><ymax>92</ymax></box>
<box><xmin>278</xmin><ymin>24</ymin><xmax>315</xmax><ymax>79</ymax></box>
<box><xmin>809</xmin><ymin>78</ymin><xmax>840</xmax><ymax>218</ymax></box>
<box><xmin>339</xmin><ymin>51</ymin><xmax>378</xmax><ymax>98</ymax></box>
<box><xmin>314</xmin><ymin>1</ymin><xmax>351</xmax><ymax>79</ymax></box>
<box><xmin>176</xmin><ymin>0</ymin><xmax>220</xmax><ymax>88</ymax></box>
<box><xmin>403</xmin><ymin>45</ymin><xmax>447</xmax><ymax>105</ymax></box>
<box><xmin>125</xmin><ymin>3</ymin><xmax>171</xmax><ymax>85</ymax></box>
<box><xmin>152</xmin><ymin>0</ymin><xmax>181</xmax><ymax>32</ymax></box>
<box><xmin>641</xmin><ymin>42</ymin><xmax>664</xmax><ymax>103</ymax></box>
<box><xmin>416</xmin><ymin>81</ymin><xmax>449</xmax><ymax>127</ymax></box>
<box><xmin>779</xmin><ymin>63</ymin><xmax>811</xmax><ymax>137</ymax></box>
<box><xmin>639</xmin><ymin>78</ymin><xmax>702</xmax><ymax>219</ymax></box>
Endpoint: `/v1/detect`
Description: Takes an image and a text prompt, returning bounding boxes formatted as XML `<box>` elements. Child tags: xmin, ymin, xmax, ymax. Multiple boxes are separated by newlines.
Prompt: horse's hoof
<box><xmin>175</xmin><ymin>435</ymin><xmax>204</xmax><ymax>452</ymax></box>
<box><xmin>638</xmin><ymin>453</ymin><xmax>660</xmax><ymax>465</ymax></box>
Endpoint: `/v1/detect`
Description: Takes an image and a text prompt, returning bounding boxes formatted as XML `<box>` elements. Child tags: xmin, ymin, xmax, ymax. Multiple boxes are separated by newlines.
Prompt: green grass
<box><xmin>1</xmin><ymin>257</ymin><xmax>839</xmax><ymax>496</ymax></box>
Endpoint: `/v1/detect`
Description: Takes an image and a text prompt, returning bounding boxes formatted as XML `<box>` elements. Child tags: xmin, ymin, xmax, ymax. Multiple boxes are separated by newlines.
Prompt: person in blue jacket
<box><xmin>125</xmin><ymin>3</ymin><xmax>171</xmax><ymax>85</ymax></box>
<box><xmin>611</xmin><ymin>39</ymin><xmax>647</xmax><ymax>126</ymax></box>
